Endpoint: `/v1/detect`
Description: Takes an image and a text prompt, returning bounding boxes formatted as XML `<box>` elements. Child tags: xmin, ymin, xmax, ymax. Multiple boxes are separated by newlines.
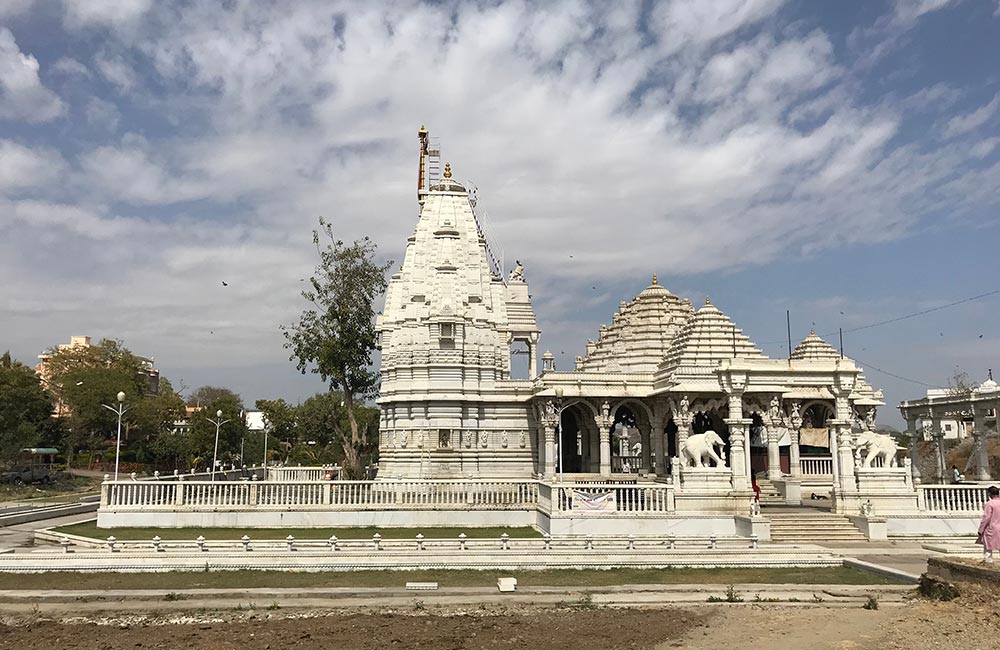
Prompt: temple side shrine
<box><xmin>376</xmin><ymin>128</ymin><xmax>888</xmax><ymax>517</ymax></box>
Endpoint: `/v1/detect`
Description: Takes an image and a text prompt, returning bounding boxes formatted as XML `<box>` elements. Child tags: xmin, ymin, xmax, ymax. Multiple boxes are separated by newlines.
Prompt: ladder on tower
<box><xmin>467</xmin><ymin>182</ymin><xmax>505</xmax><ymax>281</ymax></box>
<box><xmin>425</xmin><ymin>138</ymin><xmax>442</xmax><ymax>188</ymax></box>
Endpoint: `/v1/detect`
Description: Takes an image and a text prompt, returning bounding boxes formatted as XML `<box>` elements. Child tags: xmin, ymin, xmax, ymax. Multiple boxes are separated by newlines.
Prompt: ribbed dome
<box><xmin>660</xmin><ymin>298</ymin><xmax>766</xmax><ymax>373</ymax></box>
<box><xmin>577</xmin><ymin>275</ymin><xmax>693</xmax><ymax>373</ymax></box>
<box><xmin>790</xmin><ymin>330</ymin><xmax>840</xmax><ymax>361</ymax></box>
<box><xmin>637</xmin><ymin>275</ymin><xmax>671</xmax><ymax>297</ymax></box>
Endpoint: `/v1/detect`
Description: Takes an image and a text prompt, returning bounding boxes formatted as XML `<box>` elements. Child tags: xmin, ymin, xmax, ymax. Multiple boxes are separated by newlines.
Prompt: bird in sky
<box><xmin>221</xmin><ymin>281</ymin><xmax>228</xmax><ymax>287</ymax></box>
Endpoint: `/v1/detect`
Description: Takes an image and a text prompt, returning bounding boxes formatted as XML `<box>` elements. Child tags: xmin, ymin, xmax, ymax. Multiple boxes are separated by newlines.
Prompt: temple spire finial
<box><xmin>705</xmin><ymin>296</ymin><xmax>711</xmax><ymax>305</ymax></box>
<box><xmin>810</xmin><ymin>328</ymin><xmax>815</xmax><ymax>335</ymax></box>
<box><xmin>652</xmin><ymin>274</ymin><xmax>657</xmax><ymax>285</ymax></box>
<box><xmin>443</xmin><ymin>162</ymin><xmax>452</xmax><ymax>178</ymax></box>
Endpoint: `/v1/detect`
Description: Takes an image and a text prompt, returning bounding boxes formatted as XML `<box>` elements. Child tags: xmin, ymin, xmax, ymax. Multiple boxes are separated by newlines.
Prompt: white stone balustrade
<box><xmin>550</xmin><ymin>483</ymin><xmax>675</xmax><ymax>513</ymax></box>
<box><xmin>918</xmin><ymin>484</ymin><xmax>993</xmax><ymax>512</ymax></box>
<box><xmin>101</xmin><ymin>478</ymin><xmax>541</xmax><ymax>511</ymax></box>
<box><xmin>266</xmin><ymin>466</ymin><xmax>340</xmax><ymax>482</ymax></box>
<box><xmin>800</xmin><ymin>456</ymin><xmax>833</xmax><ymax>477</ymax></box>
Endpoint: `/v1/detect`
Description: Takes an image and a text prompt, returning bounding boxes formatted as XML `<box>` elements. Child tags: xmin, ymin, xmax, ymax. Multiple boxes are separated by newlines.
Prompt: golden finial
<box><xmin>418</xmin><ymin>125</ymin><xmax>427</xmax><ymax>134</ymax></box>
<box><xmin>652</xmin><ymin>274</ymin><xmax>657</xmax><ymax>285</ymax></box>
<box><xmin>810</xmin><ymin>328</ymin><xmax>815</xmax><ymax>335</ymax></box>
<box><xmin>705</xmin><ymin>296</ymin><xmax>711</xmax><ymax>305</ymax></box>
<box><xmin>443</xmin><ymin>162</ymin><xmax>452</xmax><ymax>178</ymax></box>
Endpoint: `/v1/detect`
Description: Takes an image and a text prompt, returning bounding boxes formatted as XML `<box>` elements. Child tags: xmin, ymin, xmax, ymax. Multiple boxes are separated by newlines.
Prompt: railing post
<box><xmin>100</xmin><ymin>476</ymin><xmax>110</xmax><ymax>507</ymax></box>
<box><xmin>917</xmin><ymin>487</ymin><xmax>926</xmax><ymax>511</ymax></box>
<box><xmin>175</xmin><ymin>477</ymin><xmax>185</xmax><ymax>506</ymax></box>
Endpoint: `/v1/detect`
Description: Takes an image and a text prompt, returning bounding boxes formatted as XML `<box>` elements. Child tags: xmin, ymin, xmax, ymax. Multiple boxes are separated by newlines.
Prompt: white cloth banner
<box><xmin>571</xmin><ymin>489</ymin><xmax>617</xmax><ymax>512</ymax></box>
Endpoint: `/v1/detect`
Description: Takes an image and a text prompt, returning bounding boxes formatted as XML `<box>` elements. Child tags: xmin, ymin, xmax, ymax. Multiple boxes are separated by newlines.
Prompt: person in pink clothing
<box><xmin>978</xmin><ymin>485</ymin><xmax>1000</xmax><ymax>563</ymax></box>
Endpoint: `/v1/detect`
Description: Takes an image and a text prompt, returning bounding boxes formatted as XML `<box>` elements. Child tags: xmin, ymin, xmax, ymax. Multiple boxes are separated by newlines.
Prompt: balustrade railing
<box><xmin>266</xmin><ymin>466</ymin><xmax>340</xmax><ymax>482</ymax></box>
<box><xmin>918</xmin><ymin>484</ymin><xmax>991</xmax><ymax>513</ymax></box>
<box><xmin>102</xmin><ymin>479</ymin><xmax>540</xmax><ymax>511</ymax></box>
<box><xmin>800</xmin><ymin>456</ymin><xmax>833</xmax><ymax>477</ymax></box>
<box><xmin>550</xmin><ymin>483</ymin><xmax>674</xmax><ymax>514</ymax></box>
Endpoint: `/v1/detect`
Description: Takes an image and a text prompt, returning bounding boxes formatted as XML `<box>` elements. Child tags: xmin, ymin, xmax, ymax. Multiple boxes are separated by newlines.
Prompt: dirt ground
<box><xmin>0</xmin><ymin>584</ymin><xmax>996</xmax><ymax>650</ymax></box>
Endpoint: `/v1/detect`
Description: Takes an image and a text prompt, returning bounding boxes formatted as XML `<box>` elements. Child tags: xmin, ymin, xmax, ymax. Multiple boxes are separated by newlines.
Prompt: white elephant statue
<box><xmin>680</xmin><ymin>430</ymin><xmax>727</xmax><ymax>468</ymax></box>
<box><xmin>855</xmin><ymin>431</ymin><xmax>898</xmax><ymax>468</ymax></box>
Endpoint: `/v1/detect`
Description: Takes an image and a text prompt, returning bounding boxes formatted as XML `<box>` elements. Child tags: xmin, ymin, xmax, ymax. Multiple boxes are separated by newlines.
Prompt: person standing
<box><xmin>978</xmin><ymin>485</ymin><xmax>1000</xmax><ymax>563</ymax></box>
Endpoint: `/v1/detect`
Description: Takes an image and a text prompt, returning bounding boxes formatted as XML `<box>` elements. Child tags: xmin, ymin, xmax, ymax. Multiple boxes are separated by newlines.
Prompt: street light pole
<box><xmin>205</xmin><ymin>409</ymin><xmax>232</xmax><ymax>482</ymax></box>
<box><xmin>101</xmin><ymin>391</ymin><xmax>130</xmax><ymax>481</ymax></box>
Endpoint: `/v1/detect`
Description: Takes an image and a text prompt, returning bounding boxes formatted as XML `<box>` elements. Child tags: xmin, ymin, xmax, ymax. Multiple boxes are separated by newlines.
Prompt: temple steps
<box><xmin>766</xmin><ymin>509</ymin><xmax>868</xmax><ymax>543</ymax></box>
<box><xmin>754</xmin><ymin>479</ymin><xmax>786</xmax><ymax>505</ymax></box>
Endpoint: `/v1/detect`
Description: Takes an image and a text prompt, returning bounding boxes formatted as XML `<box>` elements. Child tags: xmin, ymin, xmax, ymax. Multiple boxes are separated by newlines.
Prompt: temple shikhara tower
<box><xmin>376</xmin><ymin>128</ymin><xmax>540</xmax><ymax>478</ymax></box>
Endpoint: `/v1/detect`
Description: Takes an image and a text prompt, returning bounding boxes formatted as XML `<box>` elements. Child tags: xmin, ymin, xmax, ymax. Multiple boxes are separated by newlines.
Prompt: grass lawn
<box><xmin>0</xmin><ymin>566</ymin><xmax>899</xmax><ymax>591</ymax></box>
<box><xmin>51</xmin><ymin>521</ymin><xmax>542</xmax><ymax>541</ymax></box>
<box><xmin>0</xmin><ymin>476</ymin><xmax>101</xmax><ymax>503</ymax></box>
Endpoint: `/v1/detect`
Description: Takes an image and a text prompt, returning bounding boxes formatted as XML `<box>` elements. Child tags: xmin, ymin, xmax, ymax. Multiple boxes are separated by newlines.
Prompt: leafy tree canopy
<box><xmin>0</xmin><ymin>351</ymin><xmax>56</xmax><ymax>466</ymax></box>
<box><xmin>282</xmin><ymin>218</ymin><xmax>392</xmax><ymax>477</ymax></box>
<box><xmin>187</xmin><ymin>385</ymin><xmax>242</xmax><ymax>408</ymax></box>
<box><xmin>187</xmin><ymin>395</ymin><xmax>247</xmax><ymax>469</ymax></box>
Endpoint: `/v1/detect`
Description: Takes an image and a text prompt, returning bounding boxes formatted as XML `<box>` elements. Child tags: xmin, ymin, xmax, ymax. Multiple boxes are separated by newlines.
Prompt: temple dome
<box><xmin>660</xmin><ymin>298</ymin><xmax>767</xmax><ymax>375</ymax></box>
<box><xmin>576</xmin><ymin>275</ymin><xmax>693</xmax><ymax>373</ymax></box>
<box><xmin>790</xmin><ymin>330</ymin><xmax>840</xmax><ymax>361</ymax></box>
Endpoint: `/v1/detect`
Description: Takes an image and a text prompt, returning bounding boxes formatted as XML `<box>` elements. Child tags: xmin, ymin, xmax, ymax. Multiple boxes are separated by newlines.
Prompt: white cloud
<box><xmin>650</xmin><ymin>0</ymin><xmax>788</xmax><ymax>54</ymax></box>
<box><xmin>62</xmin><ymin>0</ymin><xmax>153</xmax><ymax>30</ymax></box>
<box><xmin>892</xmin><ymin>0</ymin><xmax>959</xmax><ymax>26</ymax></box>
<box><xmin>84</xmin><ymin>96</ymin><xmax>121</xmax><ymax>130</ymax></box>
<box><xmin>0</xmin><ymin>140</ymin><xmax>66</xmax><ymax>194</ymax></box>
<box><xmin>0</xmin><ymin>28</ymin><xmax>65</xmax><ymax>122</ymax></box>
<box><xmin>943</xmin><ymin>92</ymin><xmax>1000</xmax><ymax>137</ymax></box>
<box><xmin>79</xmin><ymin>143</ymin><xmax>209</xmax><ymax>205</ymax></box>
<box><xmin>51</xmin><ymin>56</ymin><xmax>91</xmax><ymax>77</ymax></box>
<box><xmin>2</xmin><ymin>0</ymin><xmax>998</xmax><ymax>409</ymax></box>
<box><xmin>0</xmin><ymin>0</ymin><xmax>36</xmax><ymax>19</ymax></box>
<box><xmin>94</xmin><ymin>52</ymin><xmax>138</xmax><ymax>91</ymax></box>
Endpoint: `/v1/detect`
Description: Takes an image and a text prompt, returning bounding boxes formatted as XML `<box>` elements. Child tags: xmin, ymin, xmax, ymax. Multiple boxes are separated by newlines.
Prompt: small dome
<box><xmin>790</xmin><ymin>330</ymin><xmax>840</xmax><ymax>361</ymax></box>
<box><xmin>638</xmin><ymin>274</ymin><xmax>671</xmax><ymax>297</ymax></box>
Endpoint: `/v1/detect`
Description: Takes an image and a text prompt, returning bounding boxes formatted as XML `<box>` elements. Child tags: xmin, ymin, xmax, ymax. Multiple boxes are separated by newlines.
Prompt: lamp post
<box><xmin>206</xmin><ymin>409</ymin><xmax>231</xmax><ymax>482</ymax></box>
<box><xmin>101</xmin><ymin>391</ymin><xmax>130</xmax><ymax>481</ymax></box>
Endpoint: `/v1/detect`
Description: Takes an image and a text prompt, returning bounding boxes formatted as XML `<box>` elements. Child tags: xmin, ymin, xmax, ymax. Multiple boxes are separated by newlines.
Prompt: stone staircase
<box><xmin>766</xmin><ymin>507</ymin><xmax>868</xmax><ymax>544</ymax></box>
<box><xmin>754</xmin><ymin>479</ymin><xmax>786</xmax><ymax>505</ymax></box>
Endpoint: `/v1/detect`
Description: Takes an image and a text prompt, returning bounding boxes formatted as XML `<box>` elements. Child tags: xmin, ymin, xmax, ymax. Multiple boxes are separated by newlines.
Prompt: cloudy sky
<box><xmin>1</xmin><ymin>0</ymin><xmax>998</xmax><ymax>424</ymax></box>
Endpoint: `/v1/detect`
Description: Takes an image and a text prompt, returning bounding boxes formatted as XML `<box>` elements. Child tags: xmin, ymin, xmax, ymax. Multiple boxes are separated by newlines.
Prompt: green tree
<box><xmin>282</xmin><ymin>218</ymin><xmax>392</xmax><ymax>478</ymax></box>
<box><xmin>0</xmin><ymin>352</ymin><xmax>56</xmax><ymax>466</ymax></box>
<box><xmin>255</xmin><ymin>398</ymin><xmax>297</xmax><ymax>462</ymax></box>
<box><xmin>187</xmin><ymin>395</ymin><xmax>246</xmax><ymax>470</ymax></box>
<box><xmin>187</xmin><ymin>385</ymin><xmax>241</xmax><ymax>408</ymax></box>
<box><xmin>41</xmin><ymin>338</ymin><xmax>155</xmax><ymax>465</ymax></box>
<box><xmin>59</xmin><ymin>364</ymin><xmax>143</xmax><ymax>465</ymax></box>
<box><xmin>130</xmin><ymin>378</ymin><xmax>186</xmax><ymax>465</ymax></box>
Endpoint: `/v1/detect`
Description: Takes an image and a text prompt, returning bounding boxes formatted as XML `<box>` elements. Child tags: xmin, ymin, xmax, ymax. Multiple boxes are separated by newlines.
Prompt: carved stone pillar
<box><xmin>789</xmin><ymin>428</ymin><xmax>801</xmax><ymax>479</ymax></box>
<box><xmin>973</xmin><ymin>429</ymin><xmax>991</xmax><ymax>481</ymax></box>
<box><xmin>650</xmin><ymin>402</ymin><xmax>666</xmax><ymax>478</ymax></box>
<box><xmin>934</xmin><ymin>422</ymin><xmax>947</xmax><ymax>484</ymax></box>
<box><xmin>903</xmin><ymin>416</ymin><xmax>922</xmax><ymax>485</ymax></box>
<box><xmin>726</xmin><ymin>393</ymin><xmax>750</xmax><ymax>491</ymax></box>
<box><xmin>766</xmin><ymin>424</ymin><xmax>782</xmax><ymax>481</ymax></box>
<box><xmin>597</xmin><ymin>400</ymin><xmax>611</xmax><ymax>478</ymax></box>
<box><xmin>528</xmin><ymin>335</ymin><xmax>539</xmax><ymax>379</ymax></box>
<box><xmin>832</xmin><ymin>394</ymin><xmax>857</xmax><ymax>497</ymax></box>
<box><xmin>543</xmin><ymin>423</ymin><xmax>556</xmax><ymax>480</ymax></box>
<box><xmin>598</xmin><ymin>422</ymin><xmax>611</xmax><ymax>477</ymax></box>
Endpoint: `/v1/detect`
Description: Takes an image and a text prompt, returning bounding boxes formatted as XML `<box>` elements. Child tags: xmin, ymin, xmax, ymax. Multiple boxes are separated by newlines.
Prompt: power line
<box><xmin>759</xmin><ymin>288</ymin><xmax>1000</xmax><ymax>344</ymax></box>
<box><xmin>841</xmin><ymin>288</ymin><xmax>1000</xmax><ymax>335</ymax></box>
<box><xmin>850</xmin><ymin>356</ymin><xmax>942</xmax><ymax>388</ymax></box>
